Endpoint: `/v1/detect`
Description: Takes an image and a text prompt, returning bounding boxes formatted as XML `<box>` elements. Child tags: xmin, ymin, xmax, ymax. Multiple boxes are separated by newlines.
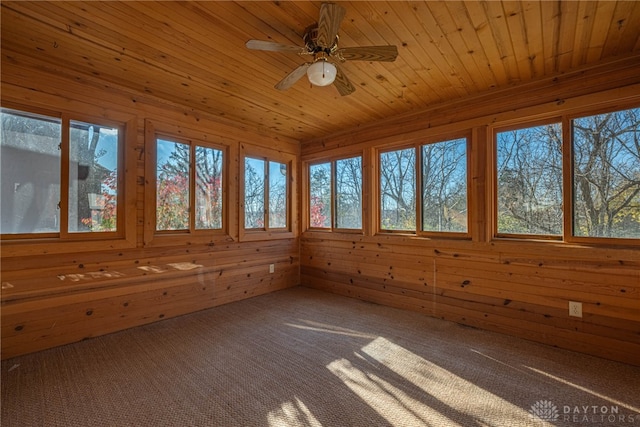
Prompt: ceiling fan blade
<box><xmin>275</xmin><ymin>63</ymin><xmax>311</xmax><ymax>91</ymax></box>
<box><xmin>337</xmin><ymin>45</ymin><xmax>399</xmax><ymax>62</ymax></box>
<box><xmin>333</xmin><ymin>64</ymin><xmax>355</xmax><ymax>96</ymax></box>
<box><xmin>316</xmin><ymin>3</ymin><xmax>346</xmax><ymax>49</ymax></box>
<box><xmin>246</xmin><ymin>39</ymin><xmax>304</xmax><ymax>53</ymax></box>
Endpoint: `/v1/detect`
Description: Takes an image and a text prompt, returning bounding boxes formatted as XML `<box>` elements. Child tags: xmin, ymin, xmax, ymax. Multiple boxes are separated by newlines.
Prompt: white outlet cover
<box><xmin>569</xmin><ymin>301</ymin><xmax>583</xmax><ymax>318</ymax></box>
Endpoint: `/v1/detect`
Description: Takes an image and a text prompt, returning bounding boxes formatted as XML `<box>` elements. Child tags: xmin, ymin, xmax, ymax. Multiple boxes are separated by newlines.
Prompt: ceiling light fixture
<box><xmin>307</xmin><ymin>58</ymin><xmax>337</xmax><ymax>87</ymax></box>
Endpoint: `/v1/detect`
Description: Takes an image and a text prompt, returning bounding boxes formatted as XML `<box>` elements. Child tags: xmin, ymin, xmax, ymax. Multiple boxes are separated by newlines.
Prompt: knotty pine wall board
<box><xmin>300</xmin><ymin>62</ymin><xmax>640</xmax><ymax>366</ymax></box>
<box><xmin>1</xmin><ymin>57</ymin><xmax>300</xmax><ymax>359</ymax></box>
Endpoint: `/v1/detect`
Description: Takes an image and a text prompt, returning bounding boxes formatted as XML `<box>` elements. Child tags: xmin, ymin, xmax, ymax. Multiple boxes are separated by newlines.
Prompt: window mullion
<box><xmin>562</xmin><ymin>116</ymin><xmax>572</xmax><ymax>243</ymax></box>
<box><xmin>331</xmin><ymin>161</ymin><xmax>336</xmax><ymax>230</ymax></box>
<box><xmin>59</xmin><ymin>115</ymin><xmax>70</xmax><ymax>238</ymax></box>
<box><xmin>416</xmin><ymin>146</ymin><xmax>422</xmax><ymax>235</ymax></box>
<box><xmin>263</xmin><ymin>159</ymin><xmax>269</xmax><ymax>231</ymax></box>
<box><xmin>116</xmin><ymin>125</ymin><xmax>125</xmax><ymax>235</ymax></box>
<box><xmin>282</xmin><ymin>161</ymin><xmax>290</xmax><ymax>232</ymax></box>
<box><xmin>189</xmin><ymin>143</ymin><xmax>196</xmax><ymax>233</ymax></box>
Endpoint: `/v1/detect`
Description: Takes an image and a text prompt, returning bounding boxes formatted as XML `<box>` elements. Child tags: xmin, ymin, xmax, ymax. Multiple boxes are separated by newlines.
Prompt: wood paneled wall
<box><xmin>2</xmin><ymin>49</ymin><xmax>639</xmax><ymax>367</ymax></box>
<box><xmin>301</xmin><ymin>236</ymin><xmax>639</xmax><ymax>365</ymax></box>
<box><xmin>300</xmin><ymin>59</ymin><xmax>640</xmax><ymax>367</ymax></box>
<box><xmin>1</xmin><ymin>57</ymin><xmax>300</xmax><ymax>359</ymax></box>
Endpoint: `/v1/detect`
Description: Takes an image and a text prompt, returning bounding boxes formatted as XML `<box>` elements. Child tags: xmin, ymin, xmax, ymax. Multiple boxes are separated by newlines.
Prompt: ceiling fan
<box><xmin>245</xmin><ymin>2</ymin><xmax>398</xmax><ymax>96</ymax></box>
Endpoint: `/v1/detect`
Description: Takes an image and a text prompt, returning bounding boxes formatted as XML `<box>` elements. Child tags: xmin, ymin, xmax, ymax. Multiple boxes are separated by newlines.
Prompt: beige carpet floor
<box><xmin>2</xmin><ymin>286</ymin><xmax>639</xmax><ymax>427</ymax></box>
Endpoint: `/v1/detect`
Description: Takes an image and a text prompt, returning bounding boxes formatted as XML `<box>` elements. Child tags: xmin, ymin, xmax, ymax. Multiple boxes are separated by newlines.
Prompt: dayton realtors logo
<box><xmin>530</xmin><ymin>400</ymin><xmax>637</xmax><ymax>424</ymax></box>
<box><xmin>529</xmin><ymin>400</ymin><xmax>559</xmax><ymax>421</ymax></box>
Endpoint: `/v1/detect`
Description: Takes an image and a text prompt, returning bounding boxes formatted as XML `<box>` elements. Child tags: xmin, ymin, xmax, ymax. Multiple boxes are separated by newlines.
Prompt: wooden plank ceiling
<box><xmin>2</xmin><ymin>1</ymin><xmax>640</xmax><ymax>141</ymax></box>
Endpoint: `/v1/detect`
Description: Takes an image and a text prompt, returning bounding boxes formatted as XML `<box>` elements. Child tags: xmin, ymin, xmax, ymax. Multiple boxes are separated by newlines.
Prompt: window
<box><xmin>1</xmin><ymin>109</ymin><xmax>61</xmax><ymax>234</ymax></box>
<box><xmin>268</xmin><ymin>160</ymin><xmax>288</xmax><ymax>229</ymax></box>
<box><xmin>308</xmin><ymin>155</ymin><xmax>363</xmax><ymax>231</ymax></box>
<box><xmin>421</xmin><ymin>138</ymin><xmax>468</xmax><ymax>233</ymax></box>
<box><xmin>336</xmin><ymin>157</ymin><xmax>363</xmax><ymax>229</ymax></box>
<box><xmin>155</xmin><ymin>136</ymin><xmax>224</xmax><ymax>233</ymax></box>
<box><xmin>378</xmin><ymin>137</ymin><xmax>469</xmax><ymax>235</ymax></box>
<box><xmin>572</xmin><ymin>108</ymin><xmax>640</xmax><ymax>239</ymax></box>
<box><xmin>380</xmin><ymin>148</ymin><xmax>416</xmax><ymax>231</ymax></box>
<box><xmin>309</xmin><ymin>162</ymin><xmax>332</xmax><ymax>228</ymax></box>
<box><xmin>495</xmin><ymin>121</ymin><xmax>563</xmax><ymax>237</ymax></box>
<box><xmin>241</xmin><ymin>146</ymin><xmax>295</xmax><ymax>239</ymax></box>
<box><xmin>493</xmin><ymin>106</ymin><xmax>639</xmax><ymax>243</ymax></box>
<box><xmin>1</xmin><ymin>107</ymin><xmax>123</xmax><ymax>238</ymax></box>
<box><xmin>244</xmin><ymin>157</ymin><xmax>266</xmax><ymax>229</ymax></box>
<box><xmin>239</xmin><ymin>143</ymin><xmax>296</xmax><ymax>241</ymax></box>
<box><xmin>244</xmin><ymin>157</ymin><xmax>287</xmax><ymax>230</ymax></box>
<box><xmin>69</xmin><ymin>120</ymin><xmax>120</xmax><ymax>233</ymax></box>
<box><xmin>196</xmin><ymin>146</ymin><xmax>224</xmax><ymax>230</ymax></box>
<box><xmin>156</xmin><ymin>139</ymin><xmax>189</xmax><ymax>230</ymax></box>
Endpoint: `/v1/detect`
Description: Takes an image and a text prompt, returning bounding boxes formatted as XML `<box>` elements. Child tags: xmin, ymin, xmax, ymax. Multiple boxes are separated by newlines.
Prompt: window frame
<box><xmin>375</xmin><ymin>132</ymin><xmax>472</xmax><ymax>239</ymax></box>
<box><xmin>0</xmin><ymin>103</ymin><xmax>136</xmax><ymax>256</ymax></box>
<box><xmin>492</xmin><ymin>117</ymin><xmax>565</xmax><ymax>241</ymax></box>
<box><xmin>305</xmin><ymin>152</ymin><xmax>365</xmax><ymax>233</ymax></box>
<box><xmin>418</xmin><ymin>135</ymin><xmax>471</xmax><ymax>238</ymax></box>
<box><xmin>377</xmin><ymin>144</ymin><xmax>418</xmax><ymax>235</ymax></box>
<box><xmin>490</xmin><ymin>103</ymin><xmax>640</xmax><ymax>247</ymax></box>
<box><xmin>143</xmin><ymin>119</ymin><xmax>234</xmax><ymax>246</ymax></box>
<box><xmin>239</xmin><ymin>143</ymin><xmax>297</xmax><ymax>242</ymax></box>
<box><xmin>565</xmin><ymin>105</ymin><xmax>640</xmax><ymax>246</ymax></box>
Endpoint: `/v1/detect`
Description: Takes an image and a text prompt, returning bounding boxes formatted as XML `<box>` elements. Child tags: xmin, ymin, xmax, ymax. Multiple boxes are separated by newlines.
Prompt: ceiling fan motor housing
<box><xmin>303</xmin><ymin>25</ymin><xmax>339</xmax><ymax>56</ymax></box>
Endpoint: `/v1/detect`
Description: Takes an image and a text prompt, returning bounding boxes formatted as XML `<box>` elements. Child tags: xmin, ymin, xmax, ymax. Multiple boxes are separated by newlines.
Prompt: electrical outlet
<box><xmin>269</xmin><ymin>264</ymin><xmax>275</xmax><ymax>274</ymax></box>
<box><xmin>569</xmin><ymin>301</ymin><xmax>582</xmax><ymax>318</ymax></box>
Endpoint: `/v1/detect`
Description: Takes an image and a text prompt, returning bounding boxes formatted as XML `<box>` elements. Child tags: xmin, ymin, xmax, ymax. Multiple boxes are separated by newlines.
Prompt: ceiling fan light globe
<box><xmin>307</xmin><ymin>60</ymin><xmax>337</xmax><ymax>86</ymax></box>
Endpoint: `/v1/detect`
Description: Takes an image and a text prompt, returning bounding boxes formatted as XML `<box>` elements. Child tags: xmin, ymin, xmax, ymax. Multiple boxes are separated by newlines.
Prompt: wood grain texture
<box><xmin>1</xmin><ymin>1</ymin><xmax>639</xmax><ymax>366</ymax></box>
<box><xmin>0</xmin><ymin>58</ymin><xmax>300</xmax><ymax>359</ymax></box>
<box><xmin>301</xmin><ymin>233</ymin><xmax>640</xmax><ymax>366</ymax></box>
<box><xmin>2</xmin><ymin>1</ymin><xmax>639</xmax><ymax>141</ymax></box>
<box><xmin>299</xmin><ymin>67</ymin><xmax>640</xmax><ymax>366</ymax></box>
